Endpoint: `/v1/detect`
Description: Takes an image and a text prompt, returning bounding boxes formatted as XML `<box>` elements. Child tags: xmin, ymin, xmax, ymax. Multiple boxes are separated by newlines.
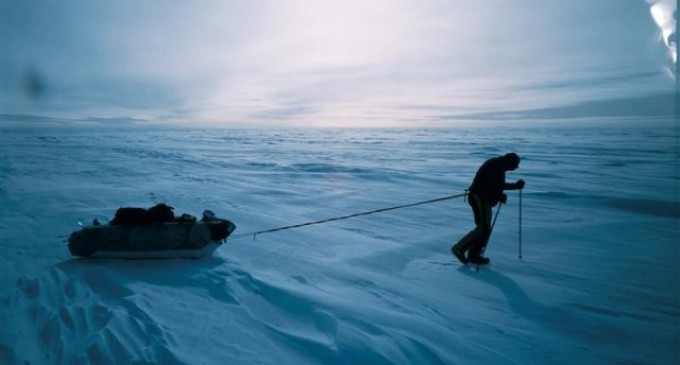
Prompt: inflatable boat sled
<box><xmin>68</xmin><ymin>208</ymin><xmax>236</xmax><ymax>259</ymax></box>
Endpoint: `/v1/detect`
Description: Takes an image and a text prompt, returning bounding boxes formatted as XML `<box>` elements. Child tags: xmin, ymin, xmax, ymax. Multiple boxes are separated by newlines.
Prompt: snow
<box><xmin>0</xmin><ymin>120</ymin><xmax>678</xmax><ymax>364</ymax></box>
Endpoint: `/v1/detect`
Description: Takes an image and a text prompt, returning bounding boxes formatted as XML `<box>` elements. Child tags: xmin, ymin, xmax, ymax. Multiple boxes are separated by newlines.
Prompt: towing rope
<box><xmin>232</xmin><ymin>192</ymin><xmax>467</xmax><ymax>241</ymax></box>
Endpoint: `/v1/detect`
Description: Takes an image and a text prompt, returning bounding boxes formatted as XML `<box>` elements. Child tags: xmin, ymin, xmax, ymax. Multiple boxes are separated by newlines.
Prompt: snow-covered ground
<box><xmin>0</xmin><ymin>120</ymin><xmax>678</xmax><ymax>364</ymax></box>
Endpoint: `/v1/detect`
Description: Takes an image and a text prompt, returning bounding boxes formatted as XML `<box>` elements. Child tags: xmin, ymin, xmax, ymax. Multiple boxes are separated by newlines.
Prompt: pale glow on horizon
<box><xmin>1</xmin><ymin>0</ymin><xmax>676</xmax><ymax>127</ymax></box>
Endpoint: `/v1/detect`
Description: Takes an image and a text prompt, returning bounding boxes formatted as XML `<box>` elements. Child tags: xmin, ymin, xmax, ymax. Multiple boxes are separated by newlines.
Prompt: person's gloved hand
<box><xmin>516</xmin><ymin>179</ymin><xmax>526</xmax><ymax>189</ymax></box>
<box><xmin>500</xmin><ymin>193</ymin><xmax>508</xmax><ymax>204</ymax></box>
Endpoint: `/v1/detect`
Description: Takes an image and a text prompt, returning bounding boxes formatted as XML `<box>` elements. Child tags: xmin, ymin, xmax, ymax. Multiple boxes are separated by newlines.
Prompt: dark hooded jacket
<box><xmin>468</xmin><ymin>156</ymin><xmax>518</xmax><ymax>207</ymax></box>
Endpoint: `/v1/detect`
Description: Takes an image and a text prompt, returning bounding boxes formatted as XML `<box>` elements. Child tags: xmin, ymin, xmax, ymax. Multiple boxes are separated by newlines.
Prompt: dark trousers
<box><xmin>453</xmin><ymin>192</ymin><xmax>492</xmax><ymax>259</ymax></box>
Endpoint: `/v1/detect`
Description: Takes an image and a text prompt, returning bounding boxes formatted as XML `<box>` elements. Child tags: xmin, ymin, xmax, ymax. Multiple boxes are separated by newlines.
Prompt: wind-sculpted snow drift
<box><xmin>0</xmin><ymin>123</ymin><xmax>678</xmax><ymax>364</ymax></box>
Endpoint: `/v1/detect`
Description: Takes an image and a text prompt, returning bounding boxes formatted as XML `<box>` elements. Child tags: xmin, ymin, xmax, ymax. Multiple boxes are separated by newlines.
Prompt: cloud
<box><xmin>0</xmin><ymin>114</ymin><xmax>64</xmax><ymax>125</ymax></box>
<box><xmin>443</xmin><ymin>92</ymin><xmax>677</xmax><ymax>121</ymax></box>
<box><xmin>0</xmin><ymin>114</ymin><xmax>147</xmax><ymax>127</ymax></box>
<box><xmin>1</xmin><ymin>0</ymin><xmax>675</xmax><ymax>126</ymax></box>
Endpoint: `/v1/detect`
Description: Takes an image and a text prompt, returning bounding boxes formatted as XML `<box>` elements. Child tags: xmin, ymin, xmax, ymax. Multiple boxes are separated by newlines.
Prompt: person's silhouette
<box><xmin>452</xmin><ymin>153</ymin><xmax>525</xmax><ymax>265</ymax></box>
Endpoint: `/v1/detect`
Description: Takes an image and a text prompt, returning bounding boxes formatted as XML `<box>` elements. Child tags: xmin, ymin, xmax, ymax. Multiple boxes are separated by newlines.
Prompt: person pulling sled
<box><xmin>452</xmin><ymin>153</ymin><xmax>525</xmax><ymax>265</ymax></box>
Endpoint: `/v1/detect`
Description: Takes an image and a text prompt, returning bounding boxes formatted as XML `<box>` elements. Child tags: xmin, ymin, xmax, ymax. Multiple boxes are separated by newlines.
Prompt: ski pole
<box><xmin>476</xmin><ymin>203</ymin><xmax>503</xmax><ymax>271</ymax></box>
<box><xmin>519</xmin><ymin>188</ymin><xmax>523</xmax><ymax>261</ymax></box>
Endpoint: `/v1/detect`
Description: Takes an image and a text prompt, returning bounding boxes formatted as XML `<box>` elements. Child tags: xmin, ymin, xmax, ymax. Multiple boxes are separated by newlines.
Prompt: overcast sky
<box><xmin>1</xmin><ymin>0</ymin><xmax>677</xmax><ymax>127</ymax></box>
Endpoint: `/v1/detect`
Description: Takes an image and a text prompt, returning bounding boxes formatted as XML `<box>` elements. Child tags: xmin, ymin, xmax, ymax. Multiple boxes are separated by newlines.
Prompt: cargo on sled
<box><xmin>68</xmin><ymin>204</ymin><xmax>236</xmax><ymax>259</ymax></box>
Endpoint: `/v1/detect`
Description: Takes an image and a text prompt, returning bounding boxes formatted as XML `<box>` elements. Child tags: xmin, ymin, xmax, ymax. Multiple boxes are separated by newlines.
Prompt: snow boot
<box><xmin>469</xmin><ymin>256</ymin><xmax>490</xmax><ymax>265</ymax></box>
<box><xmin>451</xmin><ymin>246</ymin><xmax>469</xmax><ymax>265</ymax></box>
